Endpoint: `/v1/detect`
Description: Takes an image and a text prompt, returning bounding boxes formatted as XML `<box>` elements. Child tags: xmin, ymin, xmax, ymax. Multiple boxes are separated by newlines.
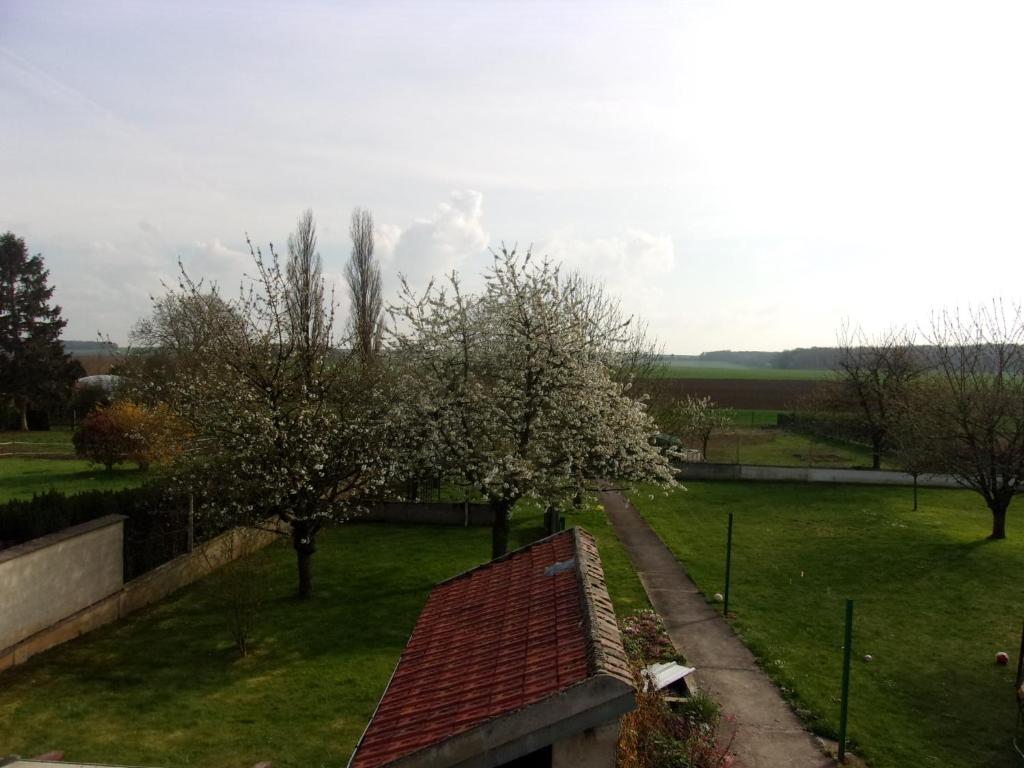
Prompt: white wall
<box><xmin>0</xmin><ymin>516</ymin><xmax>124</xmax><ymax>651</ymax></box>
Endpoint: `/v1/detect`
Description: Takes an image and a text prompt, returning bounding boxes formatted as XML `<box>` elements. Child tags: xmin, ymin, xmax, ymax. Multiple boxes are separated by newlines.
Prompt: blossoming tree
<box><xmin>138</xmin><ymin>211</ymin><xmax>392</xmax><ymax>597</ymax></box>
<box><xmin>391</xmin><ymin>248</ymin><xmax>675</xmax><ymax>557</ymax></box>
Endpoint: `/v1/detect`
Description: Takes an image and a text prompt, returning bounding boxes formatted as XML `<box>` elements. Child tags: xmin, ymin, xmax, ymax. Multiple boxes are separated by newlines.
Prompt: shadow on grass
<box><xmin>0</xmin><ymin>523</ymin><xmax>497</xmax><ymax>767</ymax></box>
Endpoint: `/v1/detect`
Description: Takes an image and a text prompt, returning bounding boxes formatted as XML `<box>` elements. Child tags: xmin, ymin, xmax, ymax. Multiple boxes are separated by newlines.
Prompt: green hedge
<box><xmin>0</xmin><ymin>485</ymin><xmax>227</xmax><ymax>579</ymax></box>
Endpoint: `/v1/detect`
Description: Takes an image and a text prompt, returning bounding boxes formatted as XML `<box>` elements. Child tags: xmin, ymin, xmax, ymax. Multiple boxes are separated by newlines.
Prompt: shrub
<box><xmin>621</xmin><ymin>608</ymin><xmax>676</xmax><ymax>663</ymax></box>
<box><xmin>73</xmin><ymin>407</ymin><xmax>133</xmax><ymax>469</ymax></box>
<box><xmin>617</xmin><ymin>610</ymin><xmax>735</xmax><ymax>768</ymax></box>
<box><xmin>73</xmin><ymin>401</ymin><xmax>187</xmax><ymax>470</ymax></box>
<box><xmin>205</xmin><ymin>529</ymin><xmax>270</xmax><ymax>658</ymax></box>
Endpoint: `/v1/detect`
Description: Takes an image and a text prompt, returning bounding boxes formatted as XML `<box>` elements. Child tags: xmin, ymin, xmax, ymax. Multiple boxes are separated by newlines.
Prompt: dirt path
<box><xmin>599</xmin><ymin>489</ymin><xmax>835</xmax><ymax>768</ymax></box>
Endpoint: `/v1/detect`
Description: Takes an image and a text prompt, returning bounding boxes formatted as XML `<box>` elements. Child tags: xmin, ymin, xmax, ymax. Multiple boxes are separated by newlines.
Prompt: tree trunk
<box><xmin>19</xmin><ymin>400</ymin><xmax>28</xmax><ymax>432</ymax></box>
<box><xmin>989</xmin><ymin>503</ymin><xmax>1008</xmax><ymax>540</ymax></box>
<box><xmin>291</xmin><ymin>522</ymin><xmax>317</xmax><ymax>598</ymax></box>
<box><xmin>912</xmin><ymin>473</ymin><xmax>918</xmax><ymax>511</ymax></box>
<box><xmin>491</xmin><ymin>500</ymin><xmax>512</xmax><ymax>559</ymax></box>
<box><xmin>702</xmin><ymin>434</ymin><xmax>710</xmax><ymax>462</ymax></box>
<box><xmin>871</xmin><ymin>436</ymin><xmax>882</xmax><ymax>470</ymax></box>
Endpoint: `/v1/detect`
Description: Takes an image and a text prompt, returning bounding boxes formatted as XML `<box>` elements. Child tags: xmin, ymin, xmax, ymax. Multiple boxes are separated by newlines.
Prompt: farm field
<box><xmin>0</xmin><ymin>499</ymin><xmax>645</xmax><ymax>768</ymax></box>
<box><xmin>629</xmin><ymin>481</ymin><xmax>1024</xmax><ymax>768</ymax></box>
<box><xmin>655</xmin><ymin>360</ymin><xmax>833</xmax><ymax>380</ymax></box>
<box><xmin>641</xmin><ymin>377</ymin><xmax>826</xmax><ymax>411</ymax></box>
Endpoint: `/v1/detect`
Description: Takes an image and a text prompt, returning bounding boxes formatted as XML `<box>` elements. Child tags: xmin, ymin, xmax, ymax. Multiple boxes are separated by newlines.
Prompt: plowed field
<box><xmin>638</xmin><ymin>377</ymin><xmax>834</xmax><ymax>410</ymax></box>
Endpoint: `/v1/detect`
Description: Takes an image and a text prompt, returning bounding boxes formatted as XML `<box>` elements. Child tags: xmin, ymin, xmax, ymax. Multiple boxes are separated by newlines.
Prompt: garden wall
<box><xmin>0</xmin><ymin>515</ymin><xmax>125</xmax><ymax>652</ymax></box>
<box><xmin>674</xmin><ymin>463</ymin><xmax>961</xmax><ymax>488</ymax></box>
<box><xmin>0</xmin><ymin>524</ymin><xmax>281</xmax><ymax>673</ymax></box>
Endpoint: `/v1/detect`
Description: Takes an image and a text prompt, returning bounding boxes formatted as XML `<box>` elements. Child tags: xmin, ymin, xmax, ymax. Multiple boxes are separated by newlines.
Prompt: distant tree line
<box><xmin>690</xmin><ymin>344</ymin><xmax>1024</xmax><ymax>375</ymax></box>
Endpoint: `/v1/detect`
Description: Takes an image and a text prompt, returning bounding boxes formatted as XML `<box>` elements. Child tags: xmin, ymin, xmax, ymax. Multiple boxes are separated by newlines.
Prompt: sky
<box><xmin>2</xmin><ymin>0</ymin><xmax>1023</xmax><ymax>354</ymax></box>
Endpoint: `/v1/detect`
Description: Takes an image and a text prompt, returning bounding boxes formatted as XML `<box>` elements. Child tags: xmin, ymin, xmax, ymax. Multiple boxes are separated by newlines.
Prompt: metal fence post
<box><xmin>838</xmin><ymin>598</ymin><xmax>854</xmax><ymax>762</ymax></box>
<box><xmin>723</xmin><ymin>512</ymin><xmax>734</xmax><ymax>616</ymax></box>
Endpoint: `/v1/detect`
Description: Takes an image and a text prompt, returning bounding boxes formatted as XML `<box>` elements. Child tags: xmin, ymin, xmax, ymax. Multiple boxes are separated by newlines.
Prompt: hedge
<box><xmin>0</xmin><ymin>485</ymin><xmax>228</xmax><ymax>580</ymax></box>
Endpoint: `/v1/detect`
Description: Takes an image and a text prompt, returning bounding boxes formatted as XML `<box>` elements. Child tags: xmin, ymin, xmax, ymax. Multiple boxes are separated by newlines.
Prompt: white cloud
<box><xmin>539</xmin><ymin>229</ymin><xmax>676</xmax><ymax>310</ymax></box>
<box><xmin>180</xmin><ymin>238</ymin><xmax>252</xmax><ymax>288</ymax></box>
<box><xmin>384</xmin><ymin>190</ymin><xmax>490</xmax><ymax>293</ymax></box>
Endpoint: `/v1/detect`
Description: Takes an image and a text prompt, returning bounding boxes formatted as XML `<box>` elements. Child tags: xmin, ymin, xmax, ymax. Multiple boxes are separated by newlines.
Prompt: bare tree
<box><xmin>914</xmin><ymin>303</ymin><xmax>1024</xmax><ymax>539</ymax></box>
<box><xmin>345</xmin><ymin>207</ymin><xmax>383</xmax><ymax>365</ymax></box>
<box><xmin>834</xmin><ymin>324</ymin><xmax>925</xmax><ymax>469</ymax></box>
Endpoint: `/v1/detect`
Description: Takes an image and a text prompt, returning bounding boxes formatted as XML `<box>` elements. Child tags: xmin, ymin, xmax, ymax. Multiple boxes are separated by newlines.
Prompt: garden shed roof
<box><xmin>348</xmin><ymin>527</ymin><xmax>635</xmax><ymax>768</ymax></box>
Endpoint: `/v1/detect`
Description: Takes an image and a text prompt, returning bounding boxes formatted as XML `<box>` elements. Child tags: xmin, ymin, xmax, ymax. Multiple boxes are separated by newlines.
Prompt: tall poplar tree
<box><xmin>345</xmin><ymin>207</ymin><xmax>383</xmax><ymax>365</ymax></box>
<box><xmin>0</xmin><ymin>233</ymin><xmax>82</xmax><ymax>430</ymax></box>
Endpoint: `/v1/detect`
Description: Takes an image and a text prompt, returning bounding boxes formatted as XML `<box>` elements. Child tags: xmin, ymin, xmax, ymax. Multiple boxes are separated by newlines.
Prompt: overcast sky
<box><xmin>2</xmin><ymin>0</ymin><xmax>1022</xmax><ymax>353</ymax></box>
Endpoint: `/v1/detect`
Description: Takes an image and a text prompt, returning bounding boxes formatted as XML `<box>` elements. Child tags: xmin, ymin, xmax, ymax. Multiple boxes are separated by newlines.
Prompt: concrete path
<box><xmin>600</xmin><ymin>489</ymin><xmax>834</xmax><ymax>768</ymax></box>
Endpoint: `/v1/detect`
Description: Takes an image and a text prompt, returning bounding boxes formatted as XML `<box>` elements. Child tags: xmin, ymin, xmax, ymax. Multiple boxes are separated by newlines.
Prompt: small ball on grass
<box><xmin>863</xmin><ymin>654</ymin><xmax>873</xmax><ymax>663</ymax></box>
<box><xmin>713</xmin><ymin>592</ymin><xmax>724</xmax><ymax>603</ymax></box>
<box><xmin>995</xmin><ymin>651</ymin><xmax>1009</xmax><ymax>666</ymax></box>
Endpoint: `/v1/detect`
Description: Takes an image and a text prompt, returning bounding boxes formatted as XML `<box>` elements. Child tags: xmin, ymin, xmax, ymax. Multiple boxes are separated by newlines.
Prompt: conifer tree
<box><xmin>0</xmin><ymin>233</ymin><xmax>82</xmax><ymax>430</ymax></box>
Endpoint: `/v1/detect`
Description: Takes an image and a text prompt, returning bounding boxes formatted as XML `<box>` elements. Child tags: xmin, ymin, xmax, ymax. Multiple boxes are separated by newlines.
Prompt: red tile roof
<box><xmin>349</xmin><ymin>527</ymin><xmax>633</xmax><ymax>768</ymax></box>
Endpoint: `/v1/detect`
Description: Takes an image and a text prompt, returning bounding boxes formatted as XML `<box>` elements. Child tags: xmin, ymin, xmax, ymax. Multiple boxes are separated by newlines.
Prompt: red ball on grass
<box><xmin>995</xmin><ymin>651</ymin><xmax>1009</xmax><ymax>666</ymax></box>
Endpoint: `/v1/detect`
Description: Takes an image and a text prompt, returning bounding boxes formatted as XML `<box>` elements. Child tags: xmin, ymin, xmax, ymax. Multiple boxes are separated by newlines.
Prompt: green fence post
<box><xmin>723</xmin><ymin>512</ymin><xmax>734</xmax><ymax>616</ymax></box>
<box><xmin>838</xmin><ymin>598</ymin><xmax>854</xmax><ymax>762</ymax></box>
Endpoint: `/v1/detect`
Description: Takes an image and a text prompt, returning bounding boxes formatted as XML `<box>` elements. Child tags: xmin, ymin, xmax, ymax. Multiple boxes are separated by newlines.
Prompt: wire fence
<box><xmin>123</xmin><ymin>517</ymin><xmax>193</xmax><ymax>581</ymax></box>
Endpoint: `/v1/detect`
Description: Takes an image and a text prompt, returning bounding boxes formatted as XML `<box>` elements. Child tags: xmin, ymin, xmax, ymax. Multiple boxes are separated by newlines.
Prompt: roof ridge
<box><xmin>432</xmin><ymin>527</ymin><xmax>575</xmax><ymax>588</ymax></box>
<box><xmin>572</xmin><ymin>527</ymin><xmax>634</xmax><ymax>686</ymax></box>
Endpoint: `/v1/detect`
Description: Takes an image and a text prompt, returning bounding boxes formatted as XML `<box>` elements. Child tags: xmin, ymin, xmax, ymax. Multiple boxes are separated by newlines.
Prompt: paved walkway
<box><xmin>599</xmin><ymin>489</ymin><xmax>834</xmax><ymax>768</ymax></box>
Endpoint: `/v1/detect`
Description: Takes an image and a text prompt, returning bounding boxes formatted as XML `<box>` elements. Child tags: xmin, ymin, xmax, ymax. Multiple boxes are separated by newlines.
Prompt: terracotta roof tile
<box><xmin>349</xmin><ymin>527</ymin><xmax>631</xmax><ymax>768</ymax></box>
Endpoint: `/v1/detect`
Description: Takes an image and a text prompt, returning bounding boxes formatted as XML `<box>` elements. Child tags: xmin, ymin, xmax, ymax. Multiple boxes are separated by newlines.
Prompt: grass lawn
<box><xmin>628</xmin><ymin>481</ymin><xmax>1024</xmax><ymax>768</ymax></box>
<box><xmin>0</xmin><ymin>428</ymin><xmax>74</xmax><ymax>445</ymax></box>
<box><xmin>727</xmin><ymin>409</ymin><xmax>784</xmax><ymax>427</ymax></box>
<box><xmin>0</xmin><ymin>458</ymin><xmax>146</xmax><ymax>503</ymax></box>
<box><xmin>0</xmin><ymin>499</ymin><xmax>645</xmax><ymax>767</ymax></box>
<box><xmin>0</xmin><ymin>429</ymin><xmax>74</xmax><ymax>457</ymax></box>
<box><xmin>704</xmin><ymin>427</ymin><xmax>888</xmax><ymax>469</ymax></box>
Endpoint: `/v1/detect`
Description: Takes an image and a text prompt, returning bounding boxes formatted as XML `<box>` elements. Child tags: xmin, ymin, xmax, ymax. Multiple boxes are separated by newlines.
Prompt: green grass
<box><xmin>0</xmin><ymin>429</ymin><xmax>75</xmax><ymax>456</ymax></box>
<box><xmin>727</xmin><ymin>409</ymin><xmax>783</xmax><ymax>427</ymax></box>
<box><xmin>654</xmin><ymin>362</ymin><xmax>833</xmax><ymax>380</ymax></box>
<box><xmin>0</xmin><ymin>525</ymin><xmax>488</xmax><ymax>768</ymax></box>
<box><xmin>0</xmin><ymin>458</ymin><xmax>146</xmax><ymax>503</ymax></box>
<box><xmin>705</xmin><ymin>427</ymin><xmax>888</xmax><ymax>468</ymax></box>
<box><xmin>628</xmin><ymin>481</ymin><xmax>1024</xmax><ymax>768</ymax></box>
<box><xmin>0</xmin><ymin>428</ymin><xmax>74</xmax><ymax>446</ymax></box>
<box><xmin>0</xmin><ymin>428</ymin><xmax>147</xmax><ymax>504</ymax></box>
<box><xmin>0</xmin><ymin>500</ymin><xmax>645</xmax><ymax>767</ymax></box>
